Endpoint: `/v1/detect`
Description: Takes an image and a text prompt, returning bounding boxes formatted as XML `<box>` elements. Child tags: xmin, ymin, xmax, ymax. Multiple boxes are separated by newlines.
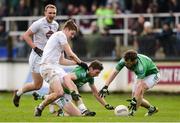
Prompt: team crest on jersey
<box><xmin>46</xmin><ymin>30</ymin><xmax>54</xmax><ymax>39</ymax></box>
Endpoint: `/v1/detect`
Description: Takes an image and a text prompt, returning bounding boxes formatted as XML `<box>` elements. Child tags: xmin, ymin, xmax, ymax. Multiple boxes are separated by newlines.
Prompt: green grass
<box><xmin>0</xmin><ymin>92</ymin><xmax>180</xmax><ymax>122</ymax></box>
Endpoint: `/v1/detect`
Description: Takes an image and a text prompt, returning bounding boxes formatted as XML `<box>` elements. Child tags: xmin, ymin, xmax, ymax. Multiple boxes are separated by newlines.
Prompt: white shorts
<box><xmin>132</xmin><ymin>73</ymin><xmax>160</xmax><ymax>93</ymax></box>
<box><xmin>40</xmin><ymin>63</ymin><xmax>67</xmax><ymax>84</ymax></box>
<box><xmin>54</xmin><ymin>94</ymin><xmax>72</xmax><ymax>109</ymax></box>
<box><xmin>29</xmin><ymin>51</ymin><xmax>41</xmax><ymax>73</ymax></box>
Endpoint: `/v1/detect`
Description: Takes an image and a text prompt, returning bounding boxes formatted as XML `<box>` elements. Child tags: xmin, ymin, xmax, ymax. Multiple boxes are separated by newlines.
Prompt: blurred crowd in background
<box><xmin>0</xmin><ymin>0</ymin><xmax>180</xmax><ymax>60</ymax></box>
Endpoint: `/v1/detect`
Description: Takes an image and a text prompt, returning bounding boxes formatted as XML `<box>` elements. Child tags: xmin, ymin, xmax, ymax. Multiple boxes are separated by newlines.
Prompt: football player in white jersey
<box><xmin>13</xmin><ymin>4</ymin><xmax>59</xmax><ymax>107</ymax></box>
<box><xmin>34</xmin><ymin>19</ymin><xmax>88</xmax><ymax>116</ymax></box>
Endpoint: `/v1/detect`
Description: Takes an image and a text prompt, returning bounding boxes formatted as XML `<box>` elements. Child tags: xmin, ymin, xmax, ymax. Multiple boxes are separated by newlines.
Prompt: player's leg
<box><xmin>34</xmin><ymin>75</ymin><xmax>64</xmax><ymax>116</ymax></box>
<box><xmin>141</xmin><ymin>98</ymin><xmax>158</xmax><ymax>116</ymax></box>
<box><xmin>63</xmin><ymin>102</ymin><xmax>82</xmax><ymax>116</ymax></box>
<box><xmin>75</xmin><ymin>98</ymin><xmax>96</xmax><ymax>116</ymax></box>
<box><xmin>55</xmin><ymin>94</ymin><xmax>81</xmax><ymax>116</ymax></box>
<box><xmin>13</xmin><ymin>72</ymin><xmax>43</xmax><ymax>107</ymax></box>
<box><xmin>143</xmin><ymin>73</ymin><xmax>160</xmax><ymax>116</ymax></box>
<box><xmin>128</xmin><ymin>81</ymin><xmax>147</xmax><ymax>116</ymax></box>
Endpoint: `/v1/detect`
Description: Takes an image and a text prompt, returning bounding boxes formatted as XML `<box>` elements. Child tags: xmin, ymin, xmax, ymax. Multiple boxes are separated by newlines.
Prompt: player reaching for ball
<box><xmin>33</xmin><ymin>60</ymin><xmax>114</xmax><ymax>116</ymax></box>
<box><xmin>99</xmin><ymin>49</ymin><xmax>160</xmax><ymax>116</ymax></box>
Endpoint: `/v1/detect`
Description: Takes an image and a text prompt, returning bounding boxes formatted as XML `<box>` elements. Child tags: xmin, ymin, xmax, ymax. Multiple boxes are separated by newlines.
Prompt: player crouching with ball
<box><xmin>99</xmin><ymin>49</ymin><xmax>160</xmax><ymax>116</ymax></box>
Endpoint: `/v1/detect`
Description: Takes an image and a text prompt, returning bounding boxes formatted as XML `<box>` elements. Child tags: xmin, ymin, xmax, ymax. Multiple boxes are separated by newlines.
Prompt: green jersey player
<box><xmin>33</xmin><ymin>60</ymin><xmax>114</xmax><ymax>116</ymax></box>
<box><xmin>99</xmin><ymin>49</ymin><xmax>160</xmax><ymax>116</ymax></box>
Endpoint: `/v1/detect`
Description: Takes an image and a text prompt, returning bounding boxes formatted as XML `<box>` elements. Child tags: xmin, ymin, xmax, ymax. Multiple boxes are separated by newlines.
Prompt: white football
<box><xmin>114</xmin><ymin>105</ymin><xmax>129</xmax><ymax>116</ymax></box>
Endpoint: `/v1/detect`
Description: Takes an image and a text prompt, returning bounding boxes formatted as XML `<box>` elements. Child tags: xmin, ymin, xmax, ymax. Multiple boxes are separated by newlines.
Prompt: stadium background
<box><xmin>0</xmin><ymin>0</ymin><xmax>180</xmax><ymax>122</ymax></box>
<box><xmin>0</xmin><ymin>0</ymin><xmax>180</xmax><ymax>92</ymax></box>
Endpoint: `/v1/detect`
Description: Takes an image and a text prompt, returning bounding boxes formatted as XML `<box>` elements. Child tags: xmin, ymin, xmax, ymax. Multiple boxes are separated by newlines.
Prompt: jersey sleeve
<box><xmin>115</xmin><ymin>58</ymin><xmax>125</xmax><ymax>71</ymax></box>
<box><xmin>88</xmin><ymin>78</ymin><xmax>94</xmax><ymax>85</ymax></box>
<box><xmin>29</xmin><ymin>21</ymin><xmax>40</xmax><ymax>33</ymax></box>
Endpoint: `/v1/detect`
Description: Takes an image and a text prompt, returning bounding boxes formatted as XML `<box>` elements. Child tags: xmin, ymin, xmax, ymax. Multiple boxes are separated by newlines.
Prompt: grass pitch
<box><xmin>0</xmin><ymin>92</ymin><xmax>180</xmax><ymax>122</ymax></box>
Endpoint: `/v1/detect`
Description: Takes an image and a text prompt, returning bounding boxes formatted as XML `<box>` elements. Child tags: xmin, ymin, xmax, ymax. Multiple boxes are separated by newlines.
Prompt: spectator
<box><xmin>85</xmin><ymin>21</ymin><xmax>101</xmax><ymax>57</ymax></box>
<box><xmin>103</xmin><ymin>3</ymin><xmax>115</xmax><ymax>29</ymax></box>
<box><xmin>64</xmin><ymin>4</ymin><xmax>79</xmax><ymax>16</ymax></box>
<box><xmin>79</xmin><ymin>4</ymin><xmax>92</xmax><ymax>32</ymax></box>
<box><xmin>95</xmin><ymin>4</ymin><xmax>106</xmax><ymax>33</ymax></box>
<box><xmin>130</xmin><ymin>15</ymin><xmax>145</xmax><ymax>49</ymax></box>
<box><xmin>132</xmin><ymin>0</ymin><xmax>147</xmax><ymax>13</ymax></box>
<box><xmin>15</xmin><ymin>36</ymin><xmax>30</xmax><ymax>58</ymax></box>
<box><xmin>72</xmin><ymin>30</ymin><xmax>87</xmax><ymax>57</ymax></box>
<box><xmin>0</xmin><ymin>22</ymin><xmax>8</xmax><ymax>47</ymax></box>
<box><xmin>14</xmin><ymin>0</ymin><xmax>31</xmax><ymax>31</ymax></box>
<box><xmin>131</xmin><ymin>15</ymin><xmax>145</xmax><ymax>36</ymax></box>
<box><xmin>169</xmin><ymin>0</ymin><xmax>180</xmax><ymax>13</ymax></box>
<box><xmin>137</xmin><ymin>21</ymin><xmax>158</xmax><ymax>57</ymax></box>
<box><xmin>157</xmin><ymin>0</ymin><xmax>169</xmax><ymax>13</ymax></box>
<box><xmin>112</xmin><ymin>1</ymin><xmax>124</xmax><ymax>29</ymax></box>
<box><xmin>159</xmin><ymin>22</ymin><xmax>175</xmax><ymax>57</ymax></box>
<box><xmin>0</xmin><ymin>0</ymin><xmax>9</xmax><ymax>17</ymax></box>
<box><xmin>175</xmin><ymin>24</ymin><xmax>180</xmax><ymax>56</ymax></box>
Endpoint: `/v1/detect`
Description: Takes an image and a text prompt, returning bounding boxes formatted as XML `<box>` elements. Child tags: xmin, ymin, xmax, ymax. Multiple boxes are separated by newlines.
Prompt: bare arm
<box><xmin>22</xmin><ymin>29</ymin><xmax>36</xmax><ymax>49</ymax></box>
<box><xmin>90</xmin><ymin>84</ymin><xmax>107</xmax><ymax>106</ymax></box>
<box><xmin>105</xmin><ymin>69</ymin><xmax>119</xmax><ymax>86</ymax></box>
<box><xmin>59</xmin><ymin>52</ymin><xmax>77</xmax><ymax>65</ymax></box>
<box><xmin>63</xmin><ymin>43</ymin><xmax>81</xmax><ymax>64</ymax></box>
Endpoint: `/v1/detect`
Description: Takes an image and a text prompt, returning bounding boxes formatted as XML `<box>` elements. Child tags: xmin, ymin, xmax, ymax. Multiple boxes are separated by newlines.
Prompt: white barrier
<box><xmin>0</xmin><ymin>61</ymin><xmax>180</xmax><ymax>92</ymax></box>
<box><xmin>0</xmin><ymin>61</ymin><xmax>129</xmax><ymax>92</ymax></box>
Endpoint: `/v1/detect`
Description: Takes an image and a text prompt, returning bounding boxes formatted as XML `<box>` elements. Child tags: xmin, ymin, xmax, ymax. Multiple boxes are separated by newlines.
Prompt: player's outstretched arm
<box><xmin>90</xmin><ymin>84</ymin><xmax>114</xmax><ymax>110</ymax></box>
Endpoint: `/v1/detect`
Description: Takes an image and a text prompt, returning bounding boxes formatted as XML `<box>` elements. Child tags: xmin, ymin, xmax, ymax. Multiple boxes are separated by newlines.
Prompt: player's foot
<box><xmin>56</xmin><ymin>109</ymin><xmax>64</xmax><ymax>116</ymax></box>
<box><xmin>13</xmin><ymin>90</ymin><xmax>21</xmax><ymax>107</ymax></box>
<box><xmin>128</xmin><ymin>109</ymin><xmax>135</xmax><ymax>116</ymax></box>
<box><xmin>34</xmin><ymin>106</ymin><xmax>42</xmax><ymax>117</ymax></box>
<box><xmin>32</xmin><ymin>92</ymin><xmax>40</xmax><ymax>100</ymax></box>
<box><xmin>145</xmin><ymin>106</ymin><xmax>158</xmax><ymax>116</ymax></box>
<box><xmin>83</xmin><ymin>109</ymin><xmax>96</xmax><ymax>116</ymax></box>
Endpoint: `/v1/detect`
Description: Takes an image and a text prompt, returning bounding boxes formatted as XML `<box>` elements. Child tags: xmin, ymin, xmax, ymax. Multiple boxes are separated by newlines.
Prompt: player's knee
<box><xmin>56</xmin><ymin>90</ymin><xmax>64</xmax><ymax>98</ymax></box>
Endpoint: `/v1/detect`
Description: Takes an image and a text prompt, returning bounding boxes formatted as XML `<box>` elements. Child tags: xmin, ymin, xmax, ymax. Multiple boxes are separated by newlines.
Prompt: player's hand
<box><xmin>98</xmin><ymin>85</ymin><xmax>109</xmax><ymax>98</ymax></box>
<box><xmin>105</xmin><ymin>104</ymin><xmax>114</xmax><ymax>110</ymax></box>
<box><xmin>71</xmin><ymin>91</ymin><xmax>81</xmax><ymax>101</ymax></box>
<box><xmin>127</xmin><ymin>98</ymin><xmax>137</xmax><ymax>115</ymax></box>
<box><xmin>77</xmin><ymin>62</ymin><xmax>89</xmax><ymax>70</ymax></box>
<box><xmin>33</xmin><ymin>47</ymin><xmax>43</xmax><ymax>57</ymax></box>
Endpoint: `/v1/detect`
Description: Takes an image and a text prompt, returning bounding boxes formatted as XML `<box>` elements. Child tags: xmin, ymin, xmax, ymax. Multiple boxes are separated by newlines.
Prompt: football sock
<box><xmin>148</xmin><ymin>106</ymin><xmax>154</xmax><ymax>111</ymax></box>
<box><xmin>49</xmin><ymin>104</ymin><xmax>55</xmax><ymax>113</ymax></box>
<box><xmin>78</xmin><ymin>103</ymin><xmax>87</xmax><ymax>113</ymax></box>
<box><xmin>16</xmin><ymin>89</ymin><xmax>23</xmax><ymax>96</ymax></box>
<box><xmin>39</xmin><ymin>103</ymin><xmax>44</xmax><ymax>110</ymax></box>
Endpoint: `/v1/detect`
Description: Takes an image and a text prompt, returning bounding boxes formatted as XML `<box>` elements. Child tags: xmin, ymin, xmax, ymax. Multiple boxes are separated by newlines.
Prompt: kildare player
<box><xmin>33</xmin><ymin>60</ymin><xmax>114</xmax><ymax>116</ymax></box>
<box><xmin>13</xmin><ymin>4</ymin><xmax>59</xmax><ymax>107</ymax></box>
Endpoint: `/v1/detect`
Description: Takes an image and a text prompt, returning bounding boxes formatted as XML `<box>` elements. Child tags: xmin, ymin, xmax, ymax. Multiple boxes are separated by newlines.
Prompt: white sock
<box><xmin>148</xmin><ymin>106</ymin><xmax>154</xmax><ymax>111</ymax></box>
<box><xmin>16</xmin><ymin>88</ymin><xmax>23</xmax><ymax>96</ymax></box>
<box><xmin>78</xmin><ymin>103</ymin><xmax>87</xmax><ymax>114</ymax></box>
<box><xmin>39</xmin><ymin>103</ymin><xmax>44</xmax><ymax>110</ymax></box>
<box><xmin>49</xmin><ymin>104</ymin><xmax>55</xmax><ymax>113</ymax></box>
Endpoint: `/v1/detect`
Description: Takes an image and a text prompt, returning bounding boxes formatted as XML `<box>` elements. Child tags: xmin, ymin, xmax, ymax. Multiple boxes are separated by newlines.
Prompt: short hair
<box><xmin>89</xmin><ymin>60</ymin><xmax>103</xmax><ymax>71</ymax></box>
<box><xmin>124</xmin><ymin>49</ymin><xmax>137</xmax><ymax>62</ymax></box>
<box><xmin>45</xmin><ymin>4</ymin><xmax>57</xmax><ymax>11</ymax></box>
<box><xmin>62</xmin><ymin>19</ymin><xmax>78</xmax><ymax>32</ymax></box>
